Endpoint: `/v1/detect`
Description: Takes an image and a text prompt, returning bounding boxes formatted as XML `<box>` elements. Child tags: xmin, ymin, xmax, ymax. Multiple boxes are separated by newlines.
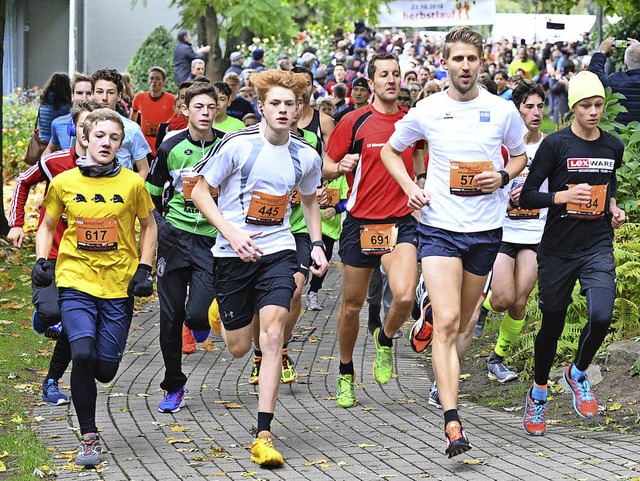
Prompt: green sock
<box><xmin>482</xmin><ymin>292</ymin><xmax>495</xmax><ymax>313</ymax></box>
<box><xmin>494</xmin><ymin>313</ymin><xmax>525</xmax><ymax>358</ymax></box>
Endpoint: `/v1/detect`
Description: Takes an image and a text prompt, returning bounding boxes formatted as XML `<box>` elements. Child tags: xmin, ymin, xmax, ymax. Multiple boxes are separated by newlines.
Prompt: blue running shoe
<box><xmin>42</xmin><ymin>378</ymin><xmax>70</xmax><ymax>405</ymax></box>
<box><xmin>44</xmin><ymin>322</ymin><xmax>62</xmax><ymax>340</ymax></box>
<box><xmin>158</xmin><ymin>387</ymin><xmax>187</xmax><ymax>413</ymax></box>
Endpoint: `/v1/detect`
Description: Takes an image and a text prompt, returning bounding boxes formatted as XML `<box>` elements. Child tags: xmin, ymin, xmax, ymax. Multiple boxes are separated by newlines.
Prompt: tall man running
<box><xmin>381</xmin><ymin>27</ymin><xmax>526</xmax><ymax>457</ymax></box>
<box><xmin>322</xmin><ymin>53</ymin><xmax>425</xmax><ymax>409</ymax></box>
<box><xmin>191</xmin><ymin>70</ymin><xmax>328</xmax><ymax>466</ymax></box>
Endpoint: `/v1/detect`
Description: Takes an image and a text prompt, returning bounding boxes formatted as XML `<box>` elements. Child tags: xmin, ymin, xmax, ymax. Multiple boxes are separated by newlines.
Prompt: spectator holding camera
<box><xmin>589</xmin><ymin>36</ymin><xmax>640</xmax><ymax>125</ymax></box>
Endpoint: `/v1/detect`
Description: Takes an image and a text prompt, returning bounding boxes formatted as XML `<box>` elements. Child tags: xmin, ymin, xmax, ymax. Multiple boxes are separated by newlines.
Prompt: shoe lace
<box><xmin>576</xmin><ymin>378</ymin><xmax>593</xmax><ymax>402</ymax></box>
<box><xmin>165</xmin><ymin>388</ymin><xmax>184</xmax><ymax>404</ymax></box>
<box><xmin>46</xmin><ymin>380</ymin><xmax>61</xmax><ymax>395</ymax></box>
<box><xmin>445</xmin><ymin>422</ymin><xmax>464</xmax><ymax>442</ymax></box>
<box><xmin>80</xmin><ymin>435</ymin><xmax>99</xmax><ymax>454</ymax></box>
<box><xmin>527</xmin><ymin>402</ymin><xmax>546</xmax><ymax>423</ymax></box>
<box><xmin>337</xmin><ymin>375</ymin><xmax>353</xmax><ymax>394</ymax></box>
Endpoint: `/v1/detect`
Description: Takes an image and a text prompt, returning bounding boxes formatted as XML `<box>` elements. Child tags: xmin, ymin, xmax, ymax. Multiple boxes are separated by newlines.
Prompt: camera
<box><xmin>614</xmin><ymin>39</ymin><xmax>628</xmax><ymax>49</ymax></box>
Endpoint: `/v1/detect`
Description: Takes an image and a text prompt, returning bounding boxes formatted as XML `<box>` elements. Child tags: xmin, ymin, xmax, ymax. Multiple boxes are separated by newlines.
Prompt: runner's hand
<box><xmin>323</xmin><ymin>207</ymin><xmax>337</xmax><ymax>220</ymax></box>
<box><xmin>561</xmin><ymin>183</ymin><xmax>592</xmax><ymax>205</ymax></box>
<box><xmin>338</xmin><ymin>154</ymin><xmax>360</xmax><ymax>173</ymax></box>
<box><xmin>310</xmin><ymin>246</ymin><xmax>329</xmax><ymax>277</ymax></box>
<box><xmin>476</xmin><ymin>171</ymin><xmax>502</xmax><ymax>193</ymax></box>
<box><xmin>31</xmin><ymin>258</ymin><xmax>54</xmax><ymax>288</ymax></box>
<box><xmin>128</xmin><ymin>264</ymin><xmax>154</xmax><ymax>297</ymax></box>
<box><xmin>611</xmin><ymin>205</ymin><xmax>626</xmax><ymax>229</ymax></box>
<box><xmin>228</xmin><ymin>229</ymin><xmax>263</xmax><ymax>262</ymax></box>
<box><xmin>7</xmin><ymin>227</ymin><xmax>25</xmax><ymax>248</ymax></box>
<box><xmin>406</xmin><ymin>183</ymin><xmax>431</xmax><ymax>210</ymax></box>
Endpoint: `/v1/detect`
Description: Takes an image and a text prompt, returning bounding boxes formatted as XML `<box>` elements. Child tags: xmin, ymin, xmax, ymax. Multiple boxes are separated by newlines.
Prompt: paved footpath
<box><xmin>35</xmin><ymin>265</ymin><xmax>640</xmax><ymax>480</ymax></box>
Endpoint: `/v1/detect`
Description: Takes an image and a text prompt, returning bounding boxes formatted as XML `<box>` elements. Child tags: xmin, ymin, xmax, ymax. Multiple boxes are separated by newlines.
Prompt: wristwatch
<box><xmin>311</xmin><ymin>240</ymin><xmax>326</xmax><ymax>251</ymax></box>
<box><xmin>498</xmin><ymin>170</ymin><xmax>510</xmax><ymax>188</ymax></box>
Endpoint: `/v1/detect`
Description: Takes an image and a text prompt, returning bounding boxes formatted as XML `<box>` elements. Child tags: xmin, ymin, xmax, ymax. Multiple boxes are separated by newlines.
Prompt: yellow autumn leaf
<box><xmin>459</xmin><ymin>373</ymin><xmax>471</xmax><ymax>380</ymax></box>
<box><xmin>241</xmin><ymin>472</ymin><xmax>257</xmax><ymax>477</ymax></box>
<box><xmin>225</xmin><ymin>403</ymin><xmax>244</xmax><ymax>409</ymax></box>
<box><xmin>136</xmin><ymin>393</ymin><xmax>151</xmax><ymax>397</ymax></box>
<box><xmin>211</xmin><ymin>471</ymin><xmax>227</xmax><ymax>476</ymax></box>
<box><xmin>166</xmin><ymin>437</ymin><xmax>193</xmax><ymax>444</ymax></box>
<box><xmin>357</xmin><ymin>443</ymin><xmax>376</xmax><ymax>448</ymax></box>
<box><xmin>0</xmin><ymin>461</ymin><xmax>5</xmax><ymax>472</ymax></box>
<box><xmin>607</xmin><ymin>402</ymin><xmax>622</xmax><ymax>411</ymax></box>
<box><xmin>463</xmin><ymin>458</ymin><xmax>486</xmax><ymax>465</ymax></box>
<box><xmin>535</xmin><ymin>451</ymin><xmax>548</xmax><ymax>457</ymax></box>
<box><xmin>170</xmin><ymin>425</ymin><xmax>189</xmax><ymax>432</ymax></box>
<box><xmin>303</xmin><ymin>459</ymin><xmax>328</xmax><ymax>466</ymax></box>
<box><xmin>315</xmin><ymin>370</ymin><xmax>331</xmax><ymax>375</ymax></box>
<box><xmin>0</xmin><ymin>451</ymin><xmax>7</xmax><ymax>458</ymax></box>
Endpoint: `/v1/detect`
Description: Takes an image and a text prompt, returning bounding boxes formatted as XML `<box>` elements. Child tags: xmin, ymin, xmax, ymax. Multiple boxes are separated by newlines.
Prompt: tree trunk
<box><xmin>204</xmin><ymin>6</ymin><xmax>222</xmax><ymax>81</ymax></box>
<box><xmin>0</xmin><ymin>0</ymin><xmax>9</xmax><ymax>236</ymax></box>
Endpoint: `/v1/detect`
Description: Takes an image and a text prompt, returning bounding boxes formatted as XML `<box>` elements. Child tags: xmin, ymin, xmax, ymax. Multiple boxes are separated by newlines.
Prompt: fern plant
<box><xmin>510</xmin><ymin>223</ymin><xmax>640</xmax><ymax>379</ymax></box>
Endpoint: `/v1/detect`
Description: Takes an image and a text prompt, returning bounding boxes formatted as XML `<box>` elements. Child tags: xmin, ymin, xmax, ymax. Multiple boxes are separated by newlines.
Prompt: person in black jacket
<box><xmin>589</xmin><ymin>37</ymin><xmax>640</xmax><ymax>125</ymax></box>
<box><xmin>173</xmin><ymin>29</ymin><xmax>210</xmax><ymax>85</ymax></box>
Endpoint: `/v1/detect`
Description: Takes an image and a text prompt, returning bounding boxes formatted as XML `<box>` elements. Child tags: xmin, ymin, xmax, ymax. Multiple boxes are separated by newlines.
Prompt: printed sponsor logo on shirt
<box><xmin>444</xmin><ymin>112</ymin><xmax>453</xmax><ymax>119</ymax></box>
<box><xmin>566</xmin><ymin>158</ymin><xmax>614</xmax><ymax>172</ymax></box>
<box><xmin>366</xmin><ymin>143</ymin><xmax>386</xmax><ymax>148</ymax></box>
<box><xmin>479</xmin><ymin>111</ymin><xmax>491</xmax><ymax>122</ymax></box>
<box><xmin>184</xmin><ymin>149</ymin><xmax>193</xmax><ymax>155</ymax></box>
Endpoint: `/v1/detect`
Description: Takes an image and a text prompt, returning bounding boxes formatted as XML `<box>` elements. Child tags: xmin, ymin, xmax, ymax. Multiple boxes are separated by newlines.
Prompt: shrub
<box><xmin>126</xmin><ymin>25</ymin><xmax>177</xmax><ymax>94</ymax></box>
<box><xmin>2</xmin><ymin>88</ymin><xmax>39</xmax><ymax>180</ymax></box>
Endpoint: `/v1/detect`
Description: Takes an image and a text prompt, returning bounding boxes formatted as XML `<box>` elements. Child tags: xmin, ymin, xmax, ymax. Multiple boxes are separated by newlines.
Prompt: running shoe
<box><xmin>250</xmin><ymin>430</ymin><xmax>284</xmax><ymax>466</ymax></box>
<box><xmin>307</xmin><ymin>291</ymin><xmax>321</xmax><ymax>311</ymax></box>
<box><xmin>336</xmin><ymin>373</ymin><xmax>356</xmax><ymax>408</ymax></box>
<box><xmin>412</xmin><ymin>275</ymin><xmax>427</xmax><ymax>321</ymax></box>
<box><xmin>428</xmin><ymin>381</ymin><xmax>442</xmax><ymax>409</ymax></box>
<box><xmin>249</xmin><ymin>356</ymin><xmax>261</xmax><ymax>385</ymax></box>
<box><xmin>44</xmin><ymin>322</ymin><xmax>62</xmax><ymax>340</ymax></box>
<box><xmin>281</xmin><ymin>350</ymin><xmax>297</xmax><ymax>384</ymax></box>
<box><xmin>42</xmin><ymin>378</ymin><xmax>69</xmax><ymax>405</ymax></box>
<box><xmin>75</xmin><ymin>433</ymin><xmax>101</xmax><ymax>468</ymax></box>
<box><xmin>372</xmin><ymin>327</ymin><xmax>393</xmax><ymax>384</ymax></box>
<box><xmin>473</xmin><ymin>306</ymin><xmax>489</xmax><ymax>339</ymax></box>
<box><xmin>158</xmin><ymin>387</ymin><xmax>187</xmax><ymax>413</ymax></box>
<box><xmin>487</xmin><ymin>357</ymin><xmax>518</xmax><ymax>383</ymax></box>
<box><xmin>208</xmin><ymin>299</ymin><xmax>221</xmax><ymax>334</ymax></box>
<box><xmin>409</xmin><ymin>295</ymin><xmax>433</xmax><ymax>353</ymax></box>
<box><xmin>444</xmin><ymin>420</ymin><xmax>471</xmax><ymax>458</ymax></box>
<box><xmin>181</xmin><ymin>324</ymin><xmax>196</xmax><ymax>354</ymax></box>
<box><xmin>523</xmin><ymin>386</ymin><xmax>547</xmax><ymax>436</ymax></box>
<box><xmin>563</xmin><ymin>363</ymin><xmax>598</xmax><ymax>419</ymax></box>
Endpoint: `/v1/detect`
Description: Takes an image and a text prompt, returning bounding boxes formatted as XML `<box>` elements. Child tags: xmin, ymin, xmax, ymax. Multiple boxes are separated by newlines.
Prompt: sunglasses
<box><xmin>398</xmin><ymin>96</ymin><xmax>411</xmax><ymax>101</ymax></box>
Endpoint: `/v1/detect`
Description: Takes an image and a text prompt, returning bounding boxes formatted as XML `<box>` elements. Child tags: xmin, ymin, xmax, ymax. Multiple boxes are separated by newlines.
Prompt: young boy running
<box><xmin>520</xmin><ymin>71</ymin><xmax>626</xmax><ymax>436</ymax></box>
<box><xmin>191</xmin><ymin>70</ymin><xmax>328</xmax><ymax>466</ymax></box>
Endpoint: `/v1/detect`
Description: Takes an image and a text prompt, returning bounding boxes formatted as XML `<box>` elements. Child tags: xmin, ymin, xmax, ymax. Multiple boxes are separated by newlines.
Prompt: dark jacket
<box><xmin>589</xmin><ymin>52</ymin><xmax>640</xmax><ymax>125</ymax></box>
<box><xmin>173</xmin><ymin>41</ymin><xmax>206</xmax><ymax>85</ymax></box>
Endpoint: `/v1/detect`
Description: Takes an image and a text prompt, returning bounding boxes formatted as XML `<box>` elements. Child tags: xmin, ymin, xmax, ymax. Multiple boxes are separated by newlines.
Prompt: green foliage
<box><xmin>534</xmin><ymin>0</ymin><xmax>635</xmax><ymax>16</ymax></box>
<box><xmin>126</xmin><ymin>25</ymin><xmax>177</xmax><ymax>94</ymax></box>
<box><xmin>511</xmin><ymin>224</ymin><xmax>640</xmax><ymax>378</ymax></box>
<box><xmin>599</xmin><ymin>88</ymin><xmax>640</xmax><ymax>220</ymax></box>
<box><xmin>2</xmin><ymin>88</ymin><xmax>39</xmax><ymax>180</ymax></box>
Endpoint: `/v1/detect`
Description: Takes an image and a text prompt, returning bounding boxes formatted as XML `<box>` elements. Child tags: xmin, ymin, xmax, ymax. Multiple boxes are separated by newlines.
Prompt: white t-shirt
<box><xmin>503</xmin><ymin>131</ymin><xmax>548</xmax><ymax>244</ymax></box>
<box><xmin>199</xmin><ymin>124</ymin><xmax>322</xmax><ymax>257</ymax></box>
<box><xmin>389</xmin><ymin>88</ymin><xmax>526</xmax><ymax>233</ymax></box>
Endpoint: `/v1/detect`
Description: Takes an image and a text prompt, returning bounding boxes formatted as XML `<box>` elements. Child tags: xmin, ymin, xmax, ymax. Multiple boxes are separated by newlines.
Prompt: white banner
<box><xmin>377</xmin><ymin>0</ymin><xmax>497</xmax><ymax>27</ymax></box>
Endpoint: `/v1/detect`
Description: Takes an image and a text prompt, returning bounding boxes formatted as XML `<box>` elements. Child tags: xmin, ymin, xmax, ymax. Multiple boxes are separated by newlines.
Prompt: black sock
<box><xmin>488</xmin><ymin>352</ymin><xmax>503</xmax><ymax>363</ymax></box>
<box><xmin>339</xmin><ymin>361</ymin><xmax>354</xmax><ymax>376</ymax></box>
<box><xmin>444</xmin><ymin>409</ymin><xmax>460</xmax><ymax>425</ymax></box>
<box><xmin>377</xmin><ymin>327</ymin><xmax>393</xmax><ymax>347</ymax></box>
<box><xmin>257</xmin><ymin>411</ymin><xmax>273</xmax><ymax>434</ymax></box>
<box><xmin>282</xmin><ymin>342</ymin><xmax>288</xmax><ymax>350</ymax></box>
<box><xmin>254</xmin><ymin>348</ymin><xmax>262</xmax><ymax>358</ymax></box>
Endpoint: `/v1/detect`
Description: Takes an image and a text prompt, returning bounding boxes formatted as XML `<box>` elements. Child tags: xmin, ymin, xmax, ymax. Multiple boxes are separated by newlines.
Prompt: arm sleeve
<box><xmin>200</xmin><ymin>140</ymin><xmax>236</xmax><ymax>188</ymax></box>
<box><xmin>8</xmin><ymin>164</ymin><xmax>45</xmax><ymax>227</ymax></box>
<box><xmin>520</xmin><ymin>139</ymin><xmax>556</xmax><ymax>209</ymax></box>
<box><xmin>40</xmin><ymin>180</ymin><xmax>63</xmax><ymax>220</ymax></box>
<box><xmin>610</xmin><ymin>171</ymin><xmax>618</xmax><ymax>199</ymax></box>
<box><xmin>588</xmin><ymin>52</ymin><xmax>611</xmax><ymax>86</ymax></box>
<box><xmin>388</xmin><ymin>108</ymin><xmax>426</xmax><ymax>153</ymax></box>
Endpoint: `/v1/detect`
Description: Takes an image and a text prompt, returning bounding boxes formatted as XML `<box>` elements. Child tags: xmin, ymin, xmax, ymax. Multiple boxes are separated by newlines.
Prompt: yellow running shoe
<box><xmin>250</xmin><ymin>430</ymin><xmax>284</xmax><ymax>466</ymax></box>
<box><xmin>249</xmin><ymin>356</ymin><xmax>261</xmax><ymax>385</ymax></box>
<box><xmin>208</xmin><ymin>299</ymin><xmax>221</xmax><ymax>334</ymax></box>
<box><xmin>336</xmin><ymin>373</ymin><xmax>357</xmax><ymax>408</ymax></box>
<box><xmin>281</xmin><ymin>349</ymin><xmax>297</xmax><ymax>384</ymax></box>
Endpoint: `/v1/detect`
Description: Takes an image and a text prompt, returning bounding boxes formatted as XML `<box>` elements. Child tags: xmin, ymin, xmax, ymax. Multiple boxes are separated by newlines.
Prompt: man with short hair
<box><xmin>42</xmin><ymin>72</ymin><xmax>93</xmax><ymax>156</ymax></box>
<box><xmin>248</xmin><ymin>48</ymin><xmax>266</xmax><ymax>71</ymax></box>
<box><xmin>224</xmin><ymin>72</ymin><xmax>256</xmax><ymax>120</ymax></box>
<box><xmin>91</xmin><ymin>68</ymin><xmax>151</xmax><ymax>178</ymax></box>
<box><xmin>322</xmin><ymin>53</ymin><xmax>425</xmax><ymax>410</ymax></box>
<box><xmin>331</xmin><ymin>83</ymin><xmax>350</xmax><ymax>122</ymax></box>
<box><xmin>291</xmin><ymin>66</ymin><xmax>335</xmax><ymax>149</ymax></box>
<box><xmin>189</xmin><ymin>59</ymin><xmax>205</xmax><ymax>80</ymax></box>
<box><xmin>131</xmin><ymin>67</ymin><xmax>176</xmax><ymax>158</ymax></box>
<box><xmin>508</xmin><ymin>46</ymin><xmax>540</xmax><ymax>80</ymax></box>
<box><xmin>381</xmin><ymin>26</ymin><xmax>526</xmax><ymax>457</ymax></box>
<box><xmin>326</xmin><ymin>63</ymin><xmax>351</xmax><ymax>96</ymax></box>
<box><xmin>146</xmin><ymin>82</ymin><xmax>225</xmax><ymax>414</ymax></box>
<box><xmin>192</xmin><ymin>70</ymin><xmax>328</xmax><ymax>466</ymax></box>
<box><xmin>212</xmin><ymin>81</ymin><xmax>245</xmax><ymax>132</ymax></box>
<box><xmin>225</xmin><ymin>52</ymin><xmax>244</xmax><ymax>77</ymax></box>
<box><xmin>334</xmin><ymin>76</ymin><xmax>370</xmax><ymax>123</ymax></box>
<box><xmin>174</xmin><ymin>29</ymin><xmax>210</xmax><ymax>85</ymax></box>
<box><xmin>589</xmin><ymin>37</ymin><xmax>640</xmax><ymax>125</ymax></box>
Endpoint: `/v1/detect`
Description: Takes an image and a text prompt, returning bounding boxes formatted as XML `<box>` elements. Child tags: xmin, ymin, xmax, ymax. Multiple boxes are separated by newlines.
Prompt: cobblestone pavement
<box><xmin>34</xmin><ymin>265</ymin><xmax>640</xmax><ymax>480</ymax></box>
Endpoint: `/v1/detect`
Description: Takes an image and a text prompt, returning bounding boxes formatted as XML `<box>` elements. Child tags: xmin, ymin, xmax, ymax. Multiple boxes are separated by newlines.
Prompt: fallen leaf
<box><xmin>607</xmin><ymin>402</ymin><xmax>622</xmax><ymax>412</ymax></box>
<box><xmin>303</xmin><ymin>459</ymin><xmax>328</xmax><ymax>466</ymax></box>
<box><xmin>315</xmin><ymin>370</ymin><xmax>331</xmax><ymax>375</ymax></box>
<box><xmin>211</xmin><ymin>471</ymin><xmax>227</xmax><ymax>476</ymax></box>
<box><xmin>459</xmin><ymin>373</ymin><xmax>471</xmax><ymax>380</ymax></box>
<box><xmin>225</xmin><ymin>403</ymin><xmax>244</xmax><ymax>409</ymax></box>
<box><xmin>535</xmin><ymin>451</ymin><xmax>548</xmax><ymax>457</ymax></box>
<box><xmin>357</xmin><ymin>443</ymin><xmax>376</xmax><ymax>448</ymax></box>
<box><xmin>241</xmin><ymin>472</ymin><xmax>257</xmax><ymax>477</ymax></box>
<box><xmin>0</xmin><ymin>461</ymin><xmax>5</xmax><ymax>472</ymax></box>
<box><xmin>136</xmin><ymin>393</ymin><xmax>151</xmax><ymax>397</ymax></box>
<box><xmin>166</xmin><ymin>437</ymin><xmax>193</xmax><ymax>444</ymax></box>
<box><xmin>171</xmin><ymin>425</ymin><xmax>189</xmax><ymax>432</ymax></box>
<box><xmin>463</xmin><ymin>458</ymin><xmax>486</xmax><ymax>465</ymax></box>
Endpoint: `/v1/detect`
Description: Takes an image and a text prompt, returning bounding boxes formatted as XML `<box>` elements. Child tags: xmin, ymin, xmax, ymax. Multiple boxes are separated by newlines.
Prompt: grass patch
<box><xmin>0</xmin><ymin>245</ymin><xmax>56</xmax><ymax>478</ymax></box>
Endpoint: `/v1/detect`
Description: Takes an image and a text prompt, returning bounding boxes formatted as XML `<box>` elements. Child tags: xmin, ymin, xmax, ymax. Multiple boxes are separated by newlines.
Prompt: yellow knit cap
<box><xmin>568</xmin><ymin>71</ymin><xmax>605</xmax><ymax>110</ymax></box>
